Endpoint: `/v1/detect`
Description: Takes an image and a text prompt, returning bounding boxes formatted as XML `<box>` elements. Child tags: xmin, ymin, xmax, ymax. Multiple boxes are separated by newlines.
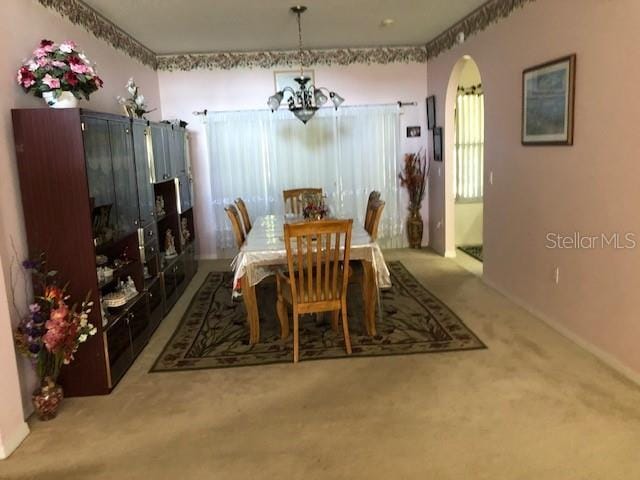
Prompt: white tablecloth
<box><xmin>232</xmin><ymin>215</ymin><xmax>391</xmax><ymax>289</ymax></box>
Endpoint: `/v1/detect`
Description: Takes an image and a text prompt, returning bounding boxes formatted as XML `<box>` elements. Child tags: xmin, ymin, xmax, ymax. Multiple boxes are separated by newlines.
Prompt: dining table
<box><xmin>232</xmin><ymin>214</ymin><xmax>391</xmax><ymax>344</ymax></box>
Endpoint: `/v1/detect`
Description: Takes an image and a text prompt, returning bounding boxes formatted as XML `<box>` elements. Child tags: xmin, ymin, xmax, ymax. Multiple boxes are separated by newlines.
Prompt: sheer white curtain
<box><xmin>454</xmin><ymin>88</ymin><xmax>484</xmax><ymax>201</ymax></box>
<box><xmin>206</xmin><ymin>105</ymin><xmax>403</xmax><ymax>254</ymax></box>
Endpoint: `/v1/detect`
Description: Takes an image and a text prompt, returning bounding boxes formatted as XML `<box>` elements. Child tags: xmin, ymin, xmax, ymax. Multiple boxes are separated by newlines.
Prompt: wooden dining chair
<box><xmin>224</xmin><ymin>205</ymin><xmax>245</xmax><ymax>249</ymax></box>
<box><xmin>283</xmin><ymin>188</ymin><xmax>323</xmax><ymax>215</ymax></box>
<box><xmin>366</xmin><ymin>199</ymin><xmax>385</xmax><ymax>241</ymax></box>
<box><xmin>364</xmin><ymin>190</ymin><xmax>381</xmax><ymax>234</ymax></box>
<box><xmin>234</xmin><ymin>198</ymin><xmax>252</xmax><ymax>234</ymax></box>
<box><xmin>276</xmin><ymin>219</ymin><xmax>353</xmax><ymax>363</ymax></box>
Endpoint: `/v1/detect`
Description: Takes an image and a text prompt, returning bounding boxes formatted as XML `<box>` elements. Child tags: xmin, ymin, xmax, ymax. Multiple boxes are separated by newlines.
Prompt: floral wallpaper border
<box><xmin>425</xmin><ymin>0</ymin><xmax>537</xmax><ymax>59</ymax></box>
<box><xmin>156</xmin><ymin>47</ymin><xmax>429</xmax><ymax>71</ymax></box>
<box><xmin>36</xmin><ymin>0</ymin><xmax>157</xmax><ymax>68</ymax></box>
<box><xmin>38</xmin><ymin>0</ymin><xmax>536</xmax><ymax>71</ymax></box>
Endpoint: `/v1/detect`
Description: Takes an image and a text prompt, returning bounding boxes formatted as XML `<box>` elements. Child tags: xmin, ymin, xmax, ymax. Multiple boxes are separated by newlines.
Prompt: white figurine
<box><xmin>155</xmin><ymin>195</ymin><xmax>166</xmax><ymax>216</ymax></box>
<box><xmin>165</xmin><ymin>229</ymin><xmax>178</xmax><ymax>259</ymax></box>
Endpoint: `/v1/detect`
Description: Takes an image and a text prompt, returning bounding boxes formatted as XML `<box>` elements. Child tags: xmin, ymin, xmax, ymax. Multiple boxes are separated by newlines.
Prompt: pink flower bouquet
<box><xmin>16</xmin><ymin>39</ymin><xmax>103</xmax><ymax>102</ymax></box>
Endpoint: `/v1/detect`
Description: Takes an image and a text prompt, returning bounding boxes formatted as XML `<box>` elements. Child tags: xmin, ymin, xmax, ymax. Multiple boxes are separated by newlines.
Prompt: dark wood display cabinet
<box><xmin>11</xmin><ymin>108</ymin><xmax>197</xmax><ymax>397</ymax></box>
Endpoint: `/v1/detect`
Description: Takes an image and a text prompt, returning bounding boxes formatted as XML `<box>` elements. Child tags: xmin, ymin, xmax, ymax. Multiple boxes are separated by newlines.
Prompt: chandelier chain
<box><xmin>296</xmin><ymin>10</ymin><xmax>304</xmax><ymax>76</ymax></box>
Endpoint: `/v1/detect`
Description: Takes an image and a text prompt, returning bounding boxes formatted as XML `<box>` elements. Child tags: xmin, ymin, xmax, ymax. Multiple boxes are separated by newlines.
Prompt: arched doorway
<box><xmin>443</xmin><ymin>55</ymin><xmax>484</xmax><ymax>272</ymax></box>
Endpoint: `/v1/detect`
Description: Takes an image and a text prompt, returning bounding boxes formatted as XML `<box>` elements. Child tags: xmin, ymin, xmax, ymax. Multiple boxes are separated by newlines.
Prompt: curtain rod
<box><xmin>192</xmin><ymin>101</ymin><xmax>417</xmax><ymax>116</ymax></box>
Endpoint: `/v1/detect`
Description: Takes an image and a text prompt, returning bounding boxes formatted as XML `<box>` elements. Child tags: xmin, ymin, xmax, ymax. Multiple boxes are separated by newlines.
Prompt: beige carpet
<box><xmin>3</xmin><ymin>249</ymin><xmax>640</xmax><ymax>480</ymax></box>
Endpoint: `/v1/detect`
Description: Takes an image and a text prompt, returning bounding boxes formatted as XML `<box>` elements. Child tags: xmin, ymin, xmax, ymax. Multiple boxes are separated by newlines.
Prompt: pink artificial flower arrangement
<box><xmin>14</xmin><ymin>254</ymin><xmax>96</xmax><ymax>383</ymax></box>
<box><xmin>16</xmin><ymin>39</ymin><xmax>103</xmax><ymax>102</ymax></box>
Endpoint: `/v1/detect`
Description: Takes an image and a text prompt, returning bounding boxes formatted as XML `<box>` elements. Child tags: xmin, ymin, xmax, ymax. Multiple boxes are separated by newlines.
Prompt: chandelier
<box><xmin>267</xmin><ymin>6</ymin><xmax>344</xmax><ymax>124</ymax></box>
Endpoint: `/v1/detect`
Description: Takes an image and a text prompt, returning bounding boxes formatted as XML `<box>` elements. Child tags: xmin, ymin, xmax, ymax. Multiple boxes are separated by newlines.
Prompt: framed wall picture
<box><xmin>433</xmin><ymin>127</ymin><xmax>443</xmax><ymax>162</ymax></box>
<box><xmin>274</xmin><ymin>69</ymin><xmax>315</xmax><ymax>103</ymax></box>
<box><xmin>406</xmin><ymin>126</ymin><xmax>421</xmax><ymax>138</ymax></box>
<box><xmin>426</xmin><ymin>95</ymin><xmax>436</xmax><ymax>130</ymax></box>
<box><xmin>522</xmin><ymin>54</ymin><xmax>576</xmax><ymax>145</ymax></box>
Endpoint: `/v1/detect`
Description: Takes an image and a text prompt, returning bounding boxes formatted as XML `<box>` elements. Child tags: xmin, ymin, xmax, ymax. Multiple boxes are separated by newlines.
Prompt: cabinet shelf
<box><xmin>97</xmin><ymin>260</ymin><xmax>139</xmax><ymax>290</ymax></box>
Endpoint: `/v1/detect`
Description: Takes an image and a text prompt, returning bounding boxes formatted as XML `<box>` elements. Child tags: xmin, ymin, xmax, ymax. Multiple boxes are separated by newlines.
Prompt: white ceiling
<box><xmin>82</xmin><ymin>0</ymin><xmax>488</xmax><ymax>55</ymax></box>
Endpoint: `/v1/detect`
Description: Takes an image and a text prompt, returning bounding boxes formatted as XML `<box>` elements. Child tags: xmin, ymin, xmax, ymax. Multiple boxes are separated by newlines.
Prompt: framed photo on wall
<box><xmin>406</xmin><ymin>126</ymin><xmax>421</xmax><ymax>138</ymax></box>
<box><xmin>426</xmin><ymin>95</ymin><xmax>436</xmax><ymax>130</ymax></box>
<box><xmin>433</xmin><ymin>127</ymin><xmax>443</xmax><ymax>162</ymax></box>
<box><xmin>522</xmin><ymin>54</ymin><xmax>576</xmax><ymax>145</ymax></box>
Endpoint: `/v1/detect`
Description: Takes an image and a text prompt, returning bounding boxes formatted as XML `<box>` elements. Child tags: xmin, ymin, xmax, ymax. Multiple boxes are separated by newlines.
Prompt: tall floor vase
<box><xmin>406</xmin><ymin>206</ymin><xmax>423</xmax><ymax>248</ymax></box>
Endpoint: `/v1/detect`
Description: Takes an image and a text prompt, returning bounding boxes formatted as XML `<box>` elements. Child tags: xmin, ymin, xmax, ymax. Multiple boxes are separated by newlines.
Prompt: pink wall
<box><xmin>0</xmin><ymin>0</ymin><xmax>161</xmax><ymax>457</ymax></box>
<box><xmin>427</xmin><ymin>0</ymin><xmax>640</xmax><ymax>376</ymax></box>
<box><xmin>157</xmin><ymin>62</ymin><xmax>429</xmax><ymax>257</ymax></box>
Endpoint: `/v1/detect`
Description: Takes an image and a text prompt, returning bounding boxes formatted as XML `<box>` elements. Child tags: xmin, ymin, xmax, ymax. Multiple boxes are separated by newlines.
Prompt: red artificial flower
<box><xmin>68</xmin><ymin>55</ymin><xmax>82</xmax><ymax>65</ymax></box>
<box><xmin>93</xmin><ymin>76</ymin><xmax>104</xmax><ymax>88</ymax></box>
<box><xmin>44</xmin><ymin>285</ymin><xmax>64</xmax><ymax>303</ymax></box>
<box><xmin>17</xmin><ymin>66</ymin><xmax>36</xmax><ymax>88</ymax></box>
<box><xmin>64</xmin><ymin>71</ymin><xmax>79</xmax><ymax>87</ymax></box>
<box><xmin>40</xmin><ymin>39</ymin><xmax>54</xmax><ymax>48</ymax></box>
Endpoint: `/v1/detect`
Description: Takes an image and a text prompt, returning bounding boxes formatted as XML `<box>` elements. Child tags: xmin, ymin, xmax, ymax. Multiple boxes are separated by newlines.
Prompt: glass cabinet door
<box><xmin>150</xmin><ymin>124</ymin><xmax>170</xmax><ymax>182</ymax></box>
<box><xmin>132</xmin><ymin>122</ymin><xmax>155</xmax><ymax>226</ymax></box>
<box><xmin>82</xmin><ymin>116</ymin><xmax>116</xmax><ymax>244</ymax></box>
<box><xmin>178</xmin><ymin>175</ymin><xmax>192</xmax><ymax>212</ymax></box>
<box><xmin>170</xmin><ymin>127</ymin><xmax>187</xmax><ymax>178</ymax></box>
<box><xmin>109</xmin><ymin>120</ymin><xmax>140</xmax><ymax>236</ymax></box>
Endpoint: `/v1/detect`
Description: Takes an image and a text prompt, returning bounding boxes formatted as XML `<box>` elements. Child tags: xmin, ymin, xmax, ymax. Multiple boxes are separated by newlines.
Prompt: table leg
<box><xmin>241</xmin><ymin>276</ymin><xmax>259</xmax><ymax>344</ymax></box>
<box><xmin>361</xmin><ymin>260</ymin><xmax>378</xmax><ymax>336</ymax></box>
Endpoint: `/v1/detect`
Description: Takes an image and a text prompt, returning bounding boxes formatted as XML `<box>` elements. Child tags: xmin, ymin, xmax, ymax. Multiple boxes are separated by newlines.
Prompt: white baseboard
<box><xmin>482</xmin><ymin>277</ymin><xmax>640</xmax><ymax>386</ymax></box>
<box><xmin>0</xmin><ymin>422</ymin><xmax>29</xmax><ymax>460</ymax></box>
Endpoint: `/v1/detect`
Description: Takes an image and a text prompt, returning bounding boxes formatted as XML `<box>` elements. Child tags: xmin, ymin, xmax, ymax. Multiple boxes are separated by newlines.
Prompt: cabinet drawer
<box><xmin>145</xmin><ymin>241</ymin><xmax>159</xmax><ymax>261</ymax></box>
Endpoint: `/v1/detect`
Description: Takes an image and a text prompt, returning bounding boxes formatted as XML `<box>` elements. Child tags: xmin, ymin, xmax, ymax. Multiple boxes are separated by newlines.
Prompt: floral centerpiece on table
<box><xmin>117</xmin><ymin>78</ymin><xmax>156</xmax><ymax>118</ymax></box>
<box><xmin>302</xmin><ymin>201</ymin><xmax>329</xmax><ymax>220</ymax></box>
<box><xmin>399</xmin><ymin>149</ymin><xmax>429</xmax><ymax>248</ymax></box>
<box><xmin>14</xmin><ymin>254</ymin><xmax>96</xmax><ymax>420</ymax></box>
<box><xmin>16</xmin><ymin>39</ymin><xmax>103</xmax><ymax>107</ymax></box>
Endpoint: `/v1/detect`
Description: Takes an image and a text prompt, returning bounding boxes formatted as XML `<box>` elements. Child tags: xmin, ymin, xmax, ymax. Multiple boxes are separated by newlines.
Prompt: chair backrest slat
<box><xmin>364</xmin><ymin>190</ymin><xmax>381</xmax><ymax>233</ymax></box>
<box><xmin>283</xmin><ymin>188</ymin><xmax>323</xmax><ymax>215</ymax></box>
<box><xmin>234</xmin><ymin>198</ymin><xmax>252</xmax><ymax>234</ymax></box>
<box><xmin>225</xmin><ymin>205</ymin><xmax>245</xmax><ymax>249</ymax></box>
<box><xmin>283</xmin><ymin>219</ymin><xmax>353</xmax><ymax>305</ymax></box>
<box><xmin>367</xmin><ymin>199</ymin><xmax>386</xmax><ymax>241</ymax></box>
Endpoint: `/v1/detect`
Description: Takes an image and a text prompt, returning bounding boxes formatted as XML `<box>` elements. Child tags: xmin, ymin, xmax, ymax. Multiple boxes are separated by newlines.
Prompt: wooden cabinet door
<box><xmin>82</xmin><ymin>116</ymin><xmax>117</xmax><ymax>241</ymax></box>
<box><xmin>129</xmin><ymin>295</ymin><xmax>151</xmax><ymax>356</ymax></box>
<box><xmin>132</xmin><ymin>122</ymin><xmax>155</xmax><ymax>226</ymax></box>
<box><xmin>150</xmin><ymin>123</ymin><xmax>170</xmax><ymax>182</ymax></box>
<box><xmin>106</xmin><ymin>316</ymin><xmax>133</xmax><ymax>387</ymax></box>
<box><xmin>109</xmin><ymin>120</ymin><xmax>140</xmax><ymax>236</ymax></box>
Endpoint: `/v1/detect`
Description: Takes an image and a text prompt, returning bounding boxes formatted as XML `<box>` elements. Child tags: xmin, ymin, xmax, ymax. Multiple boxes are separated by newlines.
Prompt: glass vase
<box><xmin>32</xmin><ymin>376</ymin><xmax>64</xmax><ymax>421</ymax></box>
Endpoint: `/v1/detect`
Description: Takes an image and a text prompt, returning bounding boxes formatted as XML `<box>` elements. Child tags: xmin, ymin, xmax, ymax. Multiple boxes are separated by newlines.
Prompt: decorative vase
<box><xmin>32</xmin><ymin>377</ymin><xmax>63</xmax><ymax>421</ymax></box>
<box><xmin>406</xmin><ymin>206</ymin><xmax>423</xmax><ymax>249</ymax></box>
<box><xmin>42</xmin><ymin>91</ymin><xmax>79</xmax><ymax>109</ymax></box>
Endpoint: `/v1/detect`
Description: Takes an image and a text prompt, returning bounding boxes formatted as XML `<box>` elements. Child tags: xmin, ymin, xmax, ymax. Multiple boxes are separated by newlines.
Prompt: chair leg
<box><xmin>330</xmin><ymin>310</ymin><xmax>339</xmax><ymax>333</ymax></box>
<box><xmin>341</xmin><ymin>303</ymin><xmax>352</xmax><ymax>355</ymax></box>
<box><xmin>276</xmin><ymin>298</ymin><xmax>289</xmax><ymax>339</ymax></box>
<box><xmin>293</xmin><ymin>309</ymin><xmax>300</xmax><ymax>363</ymax></box>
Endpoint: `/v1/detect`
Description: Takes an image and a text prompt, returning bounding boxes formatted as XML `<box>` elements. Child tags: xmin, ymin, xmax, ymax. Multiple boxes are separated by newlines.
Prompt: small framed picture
<box><xmin>522</xmin><ymin>54</ymin><xmax>576</xmax><ymax>145</ymax></box>
<box><xmin>433</xmin><ymin>127</ymin><xmax>443</xmax><ymax>162</ymax></box>
<box><xmin>274</xmin><ymin>69</ymin><xmax>315</xmax><ymax>103</ymax></box>
<box><xmin>406</xmin><ymin>126</ymin><xmax>421</xmax><ymax>138</ymax></box>
<box><xmin>426</xmin><ymin>96</ymin><xmax>436</xmax><ymax>130</ymax></box>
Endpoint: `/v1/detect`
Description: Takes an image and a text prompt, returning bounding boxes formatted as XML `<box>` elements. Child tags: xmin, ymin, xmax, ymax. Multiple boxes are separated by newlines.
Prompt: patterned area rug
<box><xmin>151</xmin><ymin>261</ymin><xmax>486</xmax><ymax>371</ymax></box>
<box><xmin>458</xmin><ymin>245</ymin><xmax>483</xmax><ymax>262</ymax></box>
